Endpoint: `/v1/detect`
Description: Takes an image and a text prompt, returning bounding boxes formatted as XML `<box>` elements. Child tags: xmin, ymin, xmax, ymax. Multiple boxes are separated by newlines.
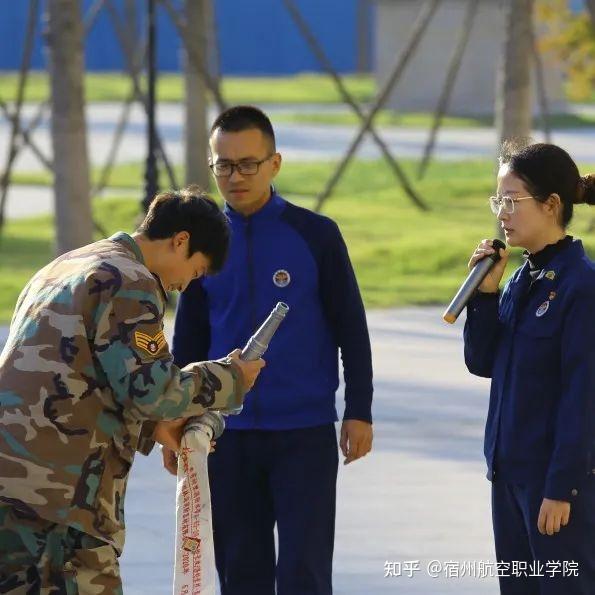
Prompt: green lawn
<box><xmin>0</xmin><ymin>72</ymin><xmax>376</xmax><ymax>105</ymax></box>
<box><xmin>1</xmin><ymin>158</ymin><xmax>594</xmax><ymax>324</ymax></box>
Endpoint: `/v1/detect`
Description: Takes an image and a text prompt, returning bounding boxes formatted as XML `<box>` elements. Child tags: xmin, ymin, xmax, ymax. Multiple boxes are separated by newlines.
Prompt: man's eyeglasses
<box><xmin>489</xmin><ymin>195</ymin><xmax>533</xmax><ymax>215</ymax></box>
<box><xmin>209</xmin><ymin>155</ymin><xmax>274</xmax><ymax>177</ymax></box>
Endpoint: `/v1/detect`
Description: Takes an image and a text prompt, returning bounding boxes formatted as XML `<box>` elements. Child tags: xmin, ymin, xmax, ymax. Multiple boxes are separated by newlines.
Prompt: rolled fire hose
<box><xmin>173</xmin><ymin>302</ymin><xmax>289</xmax><ymax>594</ymax></box>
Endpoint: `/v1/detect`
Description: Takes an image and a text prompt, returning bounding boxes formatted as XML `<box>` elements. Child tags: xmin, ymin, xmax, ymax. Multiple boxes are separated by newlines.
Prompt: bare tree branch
<box><xmin>0</xmin><ymin>0</ymin><xmax>40</xmax><ymax>228</ymax></box>
<box><xmin>314</xmin><ymin>0</ymin><xmax>440</xmax><ymax>211</ymax></box>
<box><xmin>418</xmin><ymin>0</ymin><xmax>479</xmax><ymax>179</ymax></box>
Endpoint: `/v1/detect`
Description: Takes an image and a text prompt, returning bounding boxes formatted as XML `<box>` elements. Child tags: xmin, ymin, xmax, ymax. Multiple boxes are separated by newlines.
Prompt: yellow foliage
<box><xmin>536</xmin><ymin>0</ymin><xmax>595</xmax><ymax>100</ymax></box>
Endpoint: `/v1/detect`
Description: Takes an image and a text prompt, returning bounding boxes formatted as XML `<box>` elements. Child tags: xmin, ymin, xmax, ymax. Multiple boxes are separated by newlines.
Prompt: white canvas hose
<box><xmin>173</xmin><ymin>412</ymin><xmax>224</xmax><ymax>595</ymax></box>
<box><xmin>172</xmin><ymin>302</ymin><xmax>289</xmax><ymax>593</ymax></box>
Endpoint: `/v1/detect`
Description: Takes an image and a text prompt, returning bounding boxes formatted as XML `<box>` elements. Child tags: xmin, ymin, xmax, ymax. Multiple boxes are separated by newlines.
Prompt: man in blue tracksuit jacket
<box><xmin>169</xmin><ymin>106</ymin><xmax>373</xmax><ymax>595</ymax></box>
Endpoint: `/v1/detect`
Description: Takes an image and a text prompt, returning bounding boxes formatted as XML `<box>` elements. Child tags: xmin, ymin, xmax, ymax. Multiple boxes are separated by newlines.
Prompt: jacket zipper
<box><xmin>245</xmin><ymin>218</ymin><xmax>260</xmax><ymax>425</ymax></box>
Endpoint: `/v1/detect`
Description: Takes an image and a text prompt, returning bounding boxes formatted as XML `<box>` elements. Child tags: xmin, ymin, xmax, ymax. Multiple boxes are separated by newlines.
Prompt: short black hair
<box><xmin>137</xmin><ymin>186</ymin><xmax>229</xmax><ymax>273</ymax></box>
<box><xmin>210</xmin><ymin>105</ymin><xmax>276</xmax><ymax>151</ymax></box>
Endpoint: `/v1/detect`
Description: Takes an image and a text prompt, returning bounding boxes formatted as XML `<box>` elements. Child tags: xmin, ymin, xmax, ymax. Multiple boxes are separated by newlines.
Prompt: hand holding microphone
<box><xmin>468</xmin><ymin>239</ymin><xmax>509</xmax><ymax>293</ymax></box>
<box><xmin>442</xmin><ymin>238</ymin><xmax>508</xmax><ymax>324</ymax></box>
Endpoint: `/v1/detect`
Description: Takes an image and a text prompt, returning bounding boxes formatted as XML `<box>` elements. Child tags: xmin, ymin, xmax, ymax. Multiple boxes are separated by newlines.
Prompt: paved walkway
<box><xmin>1</xmin><ymin>308</ymin><xmax>501</xmax><ymax>593</ymax></box>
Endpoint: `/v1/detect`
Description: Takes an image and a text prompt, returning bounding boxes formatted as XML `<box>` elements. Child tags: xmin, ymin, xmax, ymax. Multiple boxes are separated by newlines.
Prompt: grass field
<box><xmin>0</xmin><ymin>72</ymin><xmax>376</xmax><ymax>105</ymax></box>
<box><xmin>1</xmin><ymin>158</ymin><xmax>594</xmax><ymax>324</ymax></box>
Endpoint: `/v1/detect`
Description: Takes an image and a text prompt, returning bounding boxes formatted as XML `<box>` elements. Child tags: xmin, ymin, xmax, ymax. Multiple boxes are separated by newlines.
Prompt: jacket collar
<box><xmin>109</xmin><ymin>232</ymin><xmax>145</xmax><ymax>265</ymax></box>
<box><xmin>514</xmin><ymin>238</ymin><xmax>585</xmax><ymax>287</ymax></box>
<box><xmin>523</xmin><ymin>235</ymin><xmax>574</xmax><ymax>271</ymax></box>
<box><xmin>109</xmin><ymin>231</ymin><xmax>168</xmax><ymax>304</ymax></box>
<box><xmin>224</xmin><ymin>187</ymin><xmax>285</xmax><ymax>222</ymax></box>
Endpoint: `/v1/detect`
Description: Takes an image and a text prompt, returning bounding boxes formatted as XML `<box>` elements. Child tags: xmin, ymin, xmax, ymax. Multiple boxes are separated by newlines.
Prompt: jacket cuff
<box><xmin>343</xmin><ymin>401</ymin><xmax>372</xmax><ymax>424</ymax></box>
<box><xmin>136</xmin><ymin>421</ymin><xmax>156</xmax><ymax>456</ymax></box>
<box><xmin>207</xmin><ymin>357</ymin><xmax>245</xmax><ymax>410</ymax></box>
<box><xmin>544</xmin><ymin>470</ymin><xmax>587</xmax><ymax>502</ymax></box>
<box><xmin>469</xmin><ymin>289</ymin><xmax>500</xmax><ymax>305</ymax></box>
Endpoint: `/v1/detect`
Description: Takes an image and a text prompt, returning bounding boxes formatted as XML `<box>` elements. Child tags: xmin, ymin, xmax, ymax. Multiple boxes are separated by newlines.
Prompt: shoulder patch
<box><xmin>134</xmin><ymin>330</ymin><xmax>167</xmax><ymax>356</ymax></box>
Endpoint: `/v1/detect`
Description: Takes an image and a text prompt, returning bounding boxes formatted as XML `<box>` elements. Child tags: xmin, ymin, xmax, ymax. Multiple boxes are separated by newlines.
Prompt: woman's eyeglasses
<box><xmin>489</xmin><ymin>195</ymin><xmax>533</xmax><ymax>215</ymax></box>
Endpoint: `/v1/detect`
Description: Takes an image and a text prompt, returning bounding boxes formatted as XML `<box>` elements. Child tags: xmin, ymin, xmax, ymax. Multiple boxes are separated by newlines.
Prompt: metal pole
<box><xmin>143</xmin><ymin>0</ymin><xmax>159</xmax><ymax>212</ymax></box>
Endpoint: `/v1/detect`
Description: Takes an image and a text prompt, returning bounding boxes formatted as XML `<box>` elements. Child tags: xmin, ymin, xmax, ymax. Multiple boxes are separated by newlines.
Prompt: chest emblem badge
<box><xmin>536</xmin><ymin>301</ymin><xmax>550</xmax><ymax>317</ymax></box>
<box><xmin>545</xmin><ymin>270</ymin><xmax>556</xmax><ymax>281</ymax></box>
<box><xmin>548</xmin><ymin>291</ymin><xmax>557</xmax><ymax>301</ymax></box>
<box><xmin>273</xmin><ymin>269</ymin><xmax>291</xmax><ymax>288</ymax></box>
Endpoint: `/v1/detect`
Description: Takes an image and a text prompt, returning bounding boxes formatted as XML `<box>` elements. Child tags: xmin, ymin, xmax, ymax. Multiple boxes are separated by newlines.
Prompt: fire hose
<box><xmin>173</xmin><ymin>302</ymin><xmax>289</xmax><ymax>594</ymax></box>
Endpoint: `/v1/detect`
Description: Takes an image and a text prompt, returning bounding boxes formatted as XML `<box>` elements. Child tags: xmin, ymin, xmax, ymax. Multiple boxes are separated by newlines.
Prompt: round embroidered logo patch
<box><xmin>536</xmin><ymin>301</ymin><xmax>550</xmax><ymax>317</ymax></box>
<box><xmin>273</xmin><ymin>269</ymin><xmax>291</xmax><ymax>288</ymax></box>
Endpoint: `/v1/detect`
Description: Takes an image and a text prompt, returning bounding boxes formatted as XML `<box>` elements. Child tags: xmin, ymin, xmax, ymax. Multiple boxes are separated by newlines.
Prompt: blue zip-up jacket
<box><xmin>172</xmin><ymin>191</ymin><xmax>373</xmax><ymax>430</ymax></box>
<box><xmin>464</xmin><ymin>239</ymin><xmax>595</xmax><ymax>502</ymax></box>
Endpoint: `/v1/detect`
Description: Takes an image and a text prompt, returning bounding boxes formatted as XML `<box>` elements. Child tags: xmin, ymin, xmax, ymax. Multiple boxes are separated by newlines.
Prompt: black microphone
<box><xmin>442</xmin><ymin>239</ymin><xmax>506</xmax><ymax>324</ymax></box>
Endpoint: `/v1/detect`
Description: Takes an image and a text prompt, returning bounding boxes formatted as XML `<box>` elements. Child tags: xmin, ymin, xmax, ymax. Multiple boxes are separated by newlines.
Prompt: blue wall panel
<box><xmin>0</xmin><ymin>0</ymin><xmax>363</xmax><ymax>74</ymax></box>
<box><xmin>0</xmin><ymin>3</ymin><xmax>46</xmax><ymax>70</ymax></box>
<box><xmin>214</xmin><ymin>0</ymin><xmax>358</xmax><ymax>74</ymax></box>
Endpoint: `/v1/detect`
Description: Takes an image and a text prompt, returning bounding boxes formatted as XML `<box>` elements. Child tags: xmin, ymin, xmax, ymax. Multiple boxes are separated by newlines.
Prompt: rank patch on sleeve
<box><xmin>134</xmin><ymin>330</ymin><xmax>167</xmax><ymax>356</ymax></box>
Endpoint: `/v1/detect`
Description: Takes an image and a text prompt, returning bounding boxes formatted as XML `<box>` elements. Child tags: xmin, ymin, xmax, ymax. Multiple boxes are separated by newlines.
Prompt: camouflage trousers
<box><xmin>0</xmin><ymin>503</ymin><xmax>122</xmax><ymax>594</ymax></box>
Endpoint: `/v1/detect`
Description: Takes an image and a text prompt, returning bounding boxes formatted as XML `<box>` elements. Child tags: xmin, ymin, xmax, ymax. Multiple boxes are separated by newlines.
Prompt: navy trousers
<box><xmin>491</xmin><ymin>478</ymin><xmax>595</xmax><ymax>595</ymax></box>
<box><xmin>208</xmin><ymin>424</ymin><xmax>339</xmax><ymax>595</ymax></box>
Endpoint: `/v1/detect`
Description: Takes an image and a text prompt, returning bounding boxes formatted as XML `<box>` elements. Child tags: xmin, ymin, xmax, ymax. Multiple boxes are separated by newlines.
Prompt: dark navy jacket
<box><xmin>464</xmin><ymin>239</ymin><xmax>595</xmax><ymax>502</ymax></box>
<box><xmin>172</xmin><ymin>191</ymin><xmax>373</xmax><ymax>430</ymax></box>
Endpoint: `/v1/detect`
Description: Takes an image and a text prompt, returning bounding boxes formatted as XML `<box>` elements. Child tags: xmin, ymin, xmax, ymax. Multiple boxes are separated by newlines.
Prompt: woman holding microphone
<box><xmin>464</xmin><ymin>142</ymin><xmax>595</xmax><ymax>595</ymax></box>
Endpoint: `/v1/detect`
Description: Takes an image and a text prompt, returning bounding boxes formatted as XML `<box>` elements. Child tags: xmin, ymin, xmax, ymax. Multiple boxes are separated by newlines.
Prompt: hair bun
<box><xmin>579</xmin><ymin>175</ymin><xmax>595</xmax><ymax>205</ymax></box>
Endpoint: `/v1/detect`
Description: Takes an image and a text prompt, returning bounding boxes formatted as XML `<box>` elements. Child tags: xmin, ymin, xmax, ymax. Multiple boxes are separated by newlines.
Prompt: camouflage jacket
<box><xmin>0</xmin><ymin>232</ymin><xmax>243</xmax><ymax>553</ymax></box>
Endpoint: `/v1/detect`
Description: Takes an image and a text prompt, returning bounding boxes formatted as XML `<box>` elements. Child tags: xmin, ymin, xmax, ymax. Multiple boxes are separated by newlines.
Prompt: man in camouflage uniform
<box><xmin>0</xmin><ymin>188</ymin><xmax>264</xmax><ymax>593</ymax></box>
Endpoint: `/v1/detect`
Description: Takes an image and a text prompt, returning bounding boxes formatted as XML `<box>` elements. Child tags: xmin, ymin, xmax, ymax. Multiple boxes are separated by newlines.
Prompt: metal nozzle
<box><xmin>240</xmin><ymin>302</ymin><xmax>289</xmax><ymax>361</ymax></box>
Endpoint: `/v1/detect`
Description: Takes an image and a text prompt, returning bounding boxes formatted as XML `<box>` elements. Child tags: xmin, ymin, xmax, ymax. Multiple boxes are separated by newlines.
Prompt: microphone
<box><xmin>442</xmin><ymin>239</ymin><xmax>506</xmax><ymax>324</ymax></box>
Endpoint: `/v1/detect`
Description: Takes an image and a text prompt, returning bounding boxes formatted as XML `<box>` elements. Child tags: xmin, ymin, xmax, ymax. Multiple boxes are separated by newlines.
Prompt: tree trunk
<box><xmin>184</xmin><ymin>0</ymin><xmax>210</xmax><ymax>191</ymax></box>
<box><xmin>205</xmin><ymin>0</ymin><xmax>221</xmax><ymax>84</ymax></box>
<box><xmin>585</xmin><ymin>0</ymin><xmax>595</xmax><ymax>25</ymax></box>
<box><xmin>47</xmin><ymin>0</ymin><xmax>93</xmax><ymax>254</ymax></box>
<box><xmin>495</xmin><ymin>0</ymin><xmax>534</xmax><ymax>147</ymax></box>
<box><xmin>356</xmin><ymin>0</ymin><xmax>371</xmax><ymax>73</ymax></box>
